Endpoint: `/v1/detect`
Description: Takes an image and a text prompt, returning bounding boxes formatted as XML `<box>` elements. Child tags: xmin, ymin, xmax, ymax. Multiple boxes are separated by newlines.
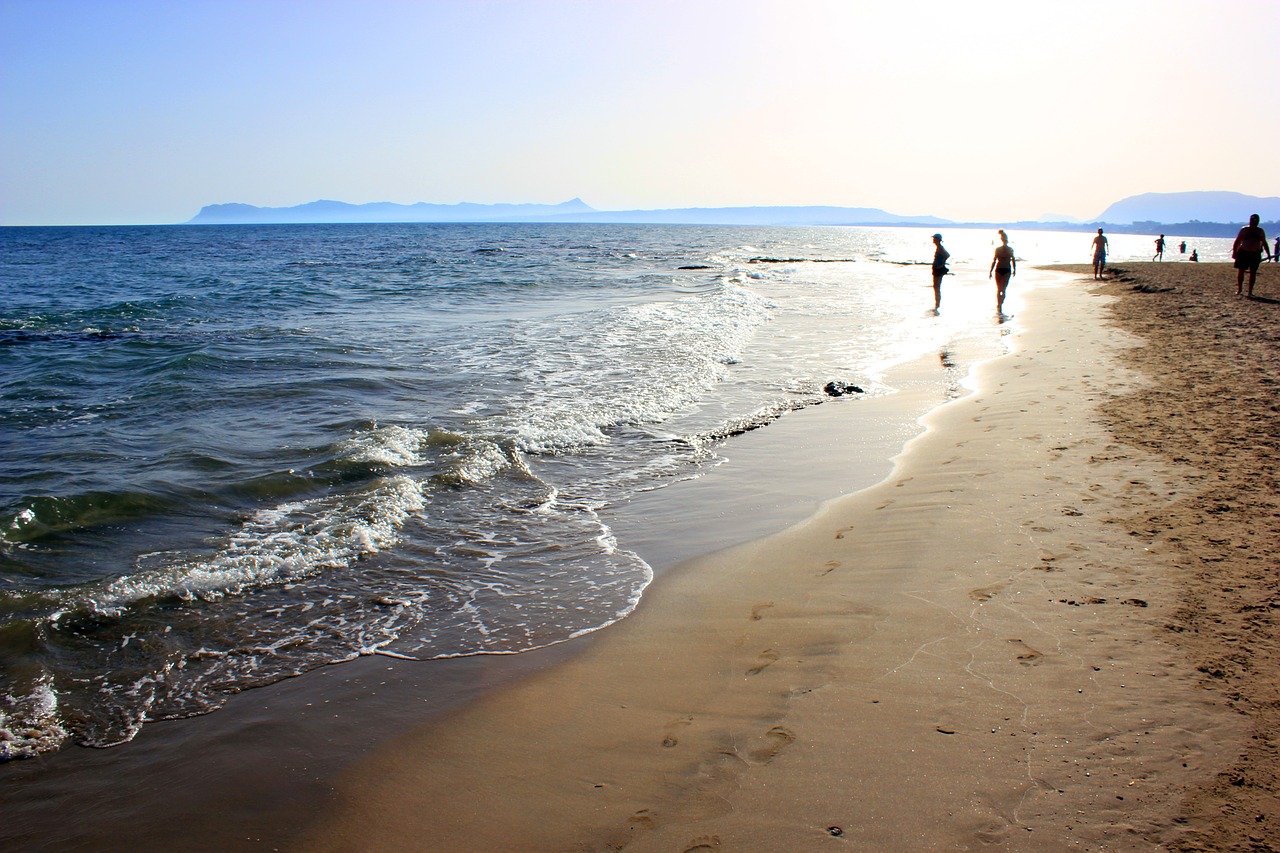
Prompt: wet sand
<box><xmin>298</xmin><ymin>262</ymin><xmax>1279</xmax><ymax>852</ymax></box>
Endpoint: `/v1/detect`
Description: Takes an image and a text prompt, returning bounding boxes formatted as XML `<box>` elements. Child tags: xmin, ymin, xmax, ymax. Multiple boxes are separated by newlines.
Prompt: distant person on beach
<box><xmin>1153</xmin><ymin>234</ymin><xmax>1166</xmax><ymax>261</ymax></box>
<box><xmin>1232</xmin><ymin>214</ymin><xmax>1272</xmax><ymax>297</ymax></box>
<box><xmin>989</xmin><ymin>229</ymin><xmax>1016</xmax><ymax>313</ymax></box>
<box><xmin>1190</xmin><ymin>249</ymin><xmax>1199</xmax><ymax>262</ymax></box>
<box><xmin>930</xmin><ymin>233</ymin><xmax>949</xmax><ymax>311</ymax></box>
<box><xmin>1274</xmin><ymin>236</ymin><xmax>1279</xmax><ymax>261</ymax></box>
<box><xmin>1179</xmin><ymin>240</ymin><xmax>1186</xmax><ymax>254</ymax></box>
<box><xmin>1091</xmin><ymin>228</ymin><xmax>1108</xmax><ymax>279</ymax></box>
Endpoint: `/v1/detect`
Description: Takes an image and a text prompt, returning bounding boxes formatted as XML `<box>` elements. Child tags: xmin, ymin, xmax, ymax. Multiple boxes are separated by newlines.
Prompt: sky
<box><xmin>2</xmin><ymin>0</ymin><xmax>1278</xmax><ymax>226</ymax></box>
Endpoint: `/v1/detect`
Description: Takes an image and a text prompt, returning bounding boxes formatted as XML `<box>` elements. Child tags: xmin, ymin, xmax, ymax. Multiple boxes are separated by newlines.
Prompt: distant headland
<box><xmin>187</xmin><ymin>191</ymin><xmax>1280</xmax><ymax>237</ymax></box>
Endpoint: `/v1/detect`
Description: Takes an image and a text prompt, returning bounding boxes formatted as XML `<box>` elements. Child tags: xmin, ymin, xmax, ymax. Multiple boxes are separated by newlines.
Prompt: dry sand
<box><xmin>1073</xmin><ymin>262</ymin><xmax>1280</xmax><ymax>852</ymax></box>
<box><xmin>299</xmin><ymin>262</ymin><xmax>1278</xmax><ymax>852</ymax></box>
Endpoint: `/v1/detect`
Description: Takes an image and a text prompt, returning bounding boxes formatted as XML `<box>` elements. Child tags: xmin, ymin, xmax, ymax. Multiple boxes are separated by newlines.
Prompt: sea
<box><xmin>0</xmin><ymin>222</ymin><xmax>1236</xmax><ymax>761</ymax></box>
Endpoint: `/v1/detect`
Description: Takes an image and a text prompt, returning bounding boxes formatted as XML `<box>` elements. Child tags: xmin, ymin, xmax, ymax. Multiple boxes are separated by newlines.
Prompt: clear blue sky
<box><xmin>2</xmin><ymin>0</ymin><xmax>1278</xmax><ymax>225</ymax></box>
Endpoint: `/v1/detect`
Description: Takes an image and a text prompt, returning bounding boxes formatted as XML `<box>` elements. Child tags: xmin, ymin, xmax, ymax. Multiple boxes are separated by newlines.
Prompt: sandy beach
<box><xmin>296</xmin><ymin>261</ymin><xmax>1279</xmax><ymax>852</ymax></box>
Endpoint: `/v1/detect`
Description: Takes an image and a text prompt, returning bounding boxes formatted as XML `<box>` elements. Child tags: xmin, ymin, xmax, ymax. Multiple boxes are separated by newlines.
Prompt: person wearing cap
<box><xmin>930</xmin><ymin>233</ymin><xmax>949</xmax><ymax>311</ymax></box>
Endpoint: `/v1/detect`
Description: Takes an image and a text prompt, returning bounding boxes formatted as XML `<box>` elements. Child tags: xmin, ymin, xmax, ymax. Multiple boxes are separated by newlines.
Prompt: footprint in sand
<box><xmin>969</xmin><ymin>586</ymin><xmax>1001</xmax><ymax>603</ymax></box>
<box><xmin>1007</xmin><ymin>638</ymin><xmax>1043</xmax><ymax>665</ymax></box>
<box><xmin>748</xmin><ymin>725</ymin><xmax>796</xmax><ymax>764</ymax></box>
<box><xmin>746</xmin><ymin>649</ymin><xmax>779</xmax><ymax>676</ymax></box>
<box><xmin>1037</xmin><ymin>554</ymin><xmax>1066</xmax><ymax>572</ymax></box>
<box><xmin>975</xmin><ymin>820</ymin><xmax>1013</xmax><ymax>845</ymax></box>
<box><xmin>819</xmin><ymin>560</ymin><xmax>839</xmax><ymax>577</ymax></box>
<box><xmin>681</xmin><ymin>836</ymin><xmax>722</xmax><ymax>852</ymax></box>
<box><xmin>661</xmin><ymin>717</ymin><xmax>693</xmax><ymax>748</ymax></box>
<box><xmin>750</xmin><ymin>602</ymin><xmax>774</xmax><ymax>621</ymax></box>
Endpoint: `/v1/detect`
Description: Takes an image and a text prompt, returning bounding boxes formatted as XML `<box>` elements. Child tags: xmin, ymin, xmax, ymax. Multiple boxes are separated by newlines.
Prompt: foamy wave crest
<box><xmin>338</xmin><ymin>424</ymin><xmax>517</xmax><ymax>489</ymax></box>
<box><xmin>3</xmin><ymin>507</ymin><xmax>38</xmax><ymax>544</ymax></box>
<box><xmin>500</xmin><ymin>279</ymin><xmax>773</xmax><ymax>454</ymax></box>
<box><xmin>691</xmin><ymin>398</ymin><xmax>825</xmax><ymax>447</ymax></box>
<box><xmin>0</xmin><ymin>672</ymin><xmax>67</xmax><ymax>761</ymax></box>
<box><xmin>424</xmin><ymin>432</ymin><xmax>515</xmax><ymax>487</ymax></box>
<box><xmin>340</xmin><ymin>424</ymin><xmax>431</xmax><ymax>466</ymax></box>
<box><xmin>71</xmin><ymin>475</ymin><xmax>425</xmax><ymax>616</ymax></box>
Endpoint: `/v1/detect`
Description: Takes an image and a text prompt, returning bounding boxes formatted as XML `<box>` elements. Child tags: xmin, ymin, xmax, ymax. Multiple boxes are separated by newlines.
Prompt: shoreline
<box><xmin>4</xmin><ymin>262</ymin><xmax>1275</xmax><ymax>851</ymax></box>
<box><xmin>0</xmin><ymin>269</ymin><xmax>1019</xmax><ymax>850</ymax></box>
<box><xmin>604</xmin><ymin>313</ymin><xmax>1010</xmax><ymax>580</ymax></box>
<box><xmin>299</xmin><ymin>263</ymin><xmax>1276</xmax><ymax>851</ymax></box>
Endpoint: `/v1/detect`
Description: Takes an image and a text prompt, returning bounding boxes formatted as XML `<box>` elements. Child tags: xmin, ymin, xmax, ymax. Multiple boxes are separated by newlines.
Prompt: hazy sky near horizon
<box><xmin>2</xmin><ymin>0</ymin><xmax>1278</xmax><ymax>226</ymax></box>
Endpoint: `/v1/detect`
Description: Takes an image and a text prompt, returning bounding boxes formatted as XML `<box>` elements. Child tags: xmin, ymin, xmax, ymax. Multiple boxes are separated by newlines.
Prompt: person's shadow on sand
<box><xmin>1248</xmin><ymin>295</ymin><xmax>1280</xmax><ymax>304</ymax></box>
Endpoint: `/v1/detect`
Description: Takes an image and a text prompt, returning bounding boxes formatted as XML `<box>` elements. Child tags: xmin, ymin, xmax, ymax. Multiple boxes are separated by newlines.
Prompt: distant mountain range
<box><xmin>189</xmin><ymin>198</ymin><xmax>598</xmax><ymax>224</ymax></box>
<box><xmin>1094</xmin><ymin>191</ymin><xmax>1280</xmax><ymax>224</ymax></box>
<box><xmin>187</xmin><ymin>191</ymin><xmax>1280</xmax><ymax>236</ymax></box>
<box><xmin>188</xmin><ymin>198</ymin><xmax>948</xmax><ymax>227</ymax></box>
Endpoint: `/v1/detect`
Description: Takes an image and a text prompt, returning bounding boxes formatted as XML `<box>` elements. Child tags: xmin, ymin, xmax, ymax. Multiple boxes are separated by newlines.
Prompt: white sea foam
<box><xmin>0</xmin><ymin>672</ymin><xmax>67</xmax><ymax>761</ymax></box>
<box><xmin>72</xmin><ymin>475</ymin><xmax>426</xmax><ymax>616</ymax></box>
<box><xmin>340</xmin><ymin>424</ymin><xmax>430</xmax><ymax>466</ymax></box>
<box><xmin>4</xmin><ymin>507</ymin><xmax>37</xmax><ymax>540</ymax></box>
<box><xmin>494</xmin><ymin>278</ymin><xmax>772</xmax><ymax>455</ymax></box>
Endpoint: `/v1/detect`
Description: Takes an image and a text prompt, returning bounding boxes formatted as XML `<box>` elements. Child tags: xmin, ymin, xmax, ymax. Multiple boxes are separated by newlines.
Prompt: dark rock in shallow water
<box><xmin>678</xmin><ymin>264</ymin><xmax>714</xmax><ymax>270</ymax></box>
<box><xmin>823</xmin><ymin>381</ymin><xmax>864</xmax><ymax>397</ymax></box>
<box><xmin>748</xmin><ymin>257</ymin><xmax>857</xmax><ymax>264</ymax></box>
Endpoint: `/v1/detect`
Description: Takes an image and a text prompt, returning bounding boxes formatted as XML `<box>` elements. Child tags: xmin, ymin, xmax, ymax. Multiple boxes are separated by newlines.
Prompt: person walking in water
<box><xmin>1091</xmin><ymin>228</ymin><xmax>1108</xmax><ymax>279</ymax></box>
<box><xmin>1232</xmin><ymin>214</ymin><xmax>1272</xmax><ymax>297</ymax></box>
<box><xmin>989</xmin><ymin>229</ymin><xmax>1016</xmax><ymax>314</ymax></box>
<box><xmin>930</xmin><ymin>233</ymin><xmax>950</xmax><ymax>311</ymax></box>
<box><xmin>1153</xmin><ymin>234</ymin><xmax>1166</xmax><ymax>261</ymax></box>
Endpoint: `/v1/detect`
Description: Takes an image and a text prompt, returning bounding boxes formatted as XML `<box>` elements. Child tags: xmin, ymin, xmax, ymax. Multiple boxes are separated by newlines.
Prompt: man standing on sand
<box><xmin>1232</xmin><ymin>214</ymin><xmax>1272</xmax><ymax>297</ymax></box>
<box><xmin>1091</xmin><ymin>228</ymin><xmax>1108</xmax><ymax>279</ymax></box>
<box><xmin>1273</xmin><ymin>236</ymin><xmax>1279</xmax><ymax>261</ymax></box>
<box><xmin>930</xmin><ymin>233</ymin><xmax>949</xmax><ymax>312</ymax></box>
<box><xmin>1153</xmin><ymin>234</ymin><xmax>1166</xmax><ymax>261</ymax></box>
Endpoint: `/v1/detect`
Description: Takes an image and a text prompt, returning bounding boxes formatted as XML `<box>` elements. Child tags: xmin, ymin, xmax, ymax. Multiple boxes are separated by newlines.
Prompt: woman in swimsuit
<box><xmin>930</xmin><ymin>233</ymin><xmax>949</xmax><ymax>311</ymax></box>
<box><xmin>988</xmin><ymin>229</ymin><xmax>1016</xmax><ymax>314</ymax></box>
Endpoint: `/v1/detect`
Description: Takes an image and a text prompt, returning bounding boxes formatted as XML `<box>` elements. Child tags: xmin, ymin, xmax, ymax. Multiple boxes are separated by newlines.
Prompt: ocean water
<box><xmin>0</xmin><ymin>222</ymin><xmax>1232</xmax><ymax>760</ymax></box>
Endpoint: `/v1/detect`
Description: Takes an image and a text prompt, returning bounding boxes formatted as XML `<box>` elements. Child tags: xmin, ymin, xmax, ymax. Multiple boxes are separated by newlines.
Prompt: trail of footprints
<box><xmin>627</xmin><ymin>578</ymin><xmax>859</xmax><ymax>848</ymax></box>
